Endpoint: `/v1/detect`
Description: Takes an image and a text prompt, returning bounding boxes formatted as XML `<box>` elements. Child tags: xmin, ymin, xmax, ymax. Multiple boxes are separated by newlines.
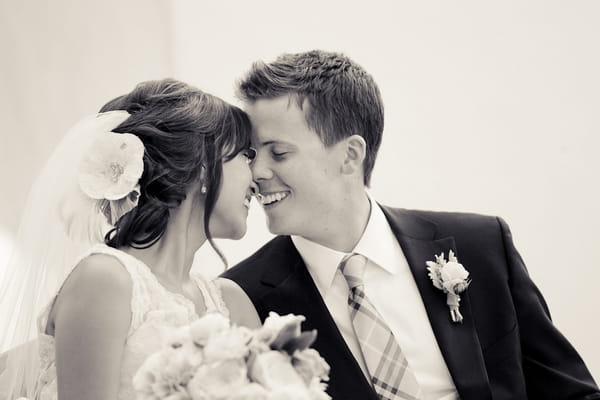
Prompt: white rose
<box><xmin>250</xmin><ymin>351</ymin><xmax>305</xmax><ymax>390</ymax></box>
<box><xmin>189</xmin><ymin>312</ymin><xmax>230</xmax><ymax>346</ymax></box>
<box><xmin>187</xmin><ymin>359</ymin><xmax>248</xmax><ymax>400</ymax></box>
<box><xmin>203</xmin><ymin>326</ymin><xmax>252</xmax><ymax>362</ymax></box>
<box><xmin>292</xmin><ymin>349</ymin><xmax>330</xmax><ymax>384</ymax></box>
<box><xmin>163</xmin><ymin>325</ymin><xmax>192</xmax><ymax>349</ymax></box>
<box><xmin>440</xmin><ymin>261</ymin><xmax>469</xmax><ymax>282</ymax></box>
<box><xmin>134</xmin><ymin>346</ymin><xmax>196</xmax><ymax>399</ymax></box>
<box><xmin>259</xmin><ymin>312</ymin><xmax>305</xmax><ymax>348</ymax></box>
<box><xmin>164</xmin><ymin>393</ymin><xmax>191</xmax><ymax>400</ymax></box>
<box><xmin>308</xmin><ymin>378</ymin><xmax>331</xmax><ymax>400</ymax></box>
<box><xmin>230</xmin><ymin>383</ymin><xmax>269</xmax><ymax>400</ymax></box>
<box><xmin>267</xmin><ymin>385</ymin><xmax>312</xmax><ymax>400</ymax></box>
<box><xmin>440</xmin><ymin>261</ymin><xmax>470</xmax><ymax>294</ymax></box>
<box><xmin>133</xmin><ymin>351</ymin><xmax>169</xmax><ymax>396</ymax></box>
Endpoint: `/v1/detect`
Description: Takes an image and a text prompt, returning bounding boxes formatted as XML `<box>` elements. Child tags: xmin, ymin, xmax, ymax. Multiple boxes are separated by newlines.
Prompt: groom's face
<box><xmin>246</xmin><ymin>96</ymin><xmax>346</xmax><ymax>242</ymax></box>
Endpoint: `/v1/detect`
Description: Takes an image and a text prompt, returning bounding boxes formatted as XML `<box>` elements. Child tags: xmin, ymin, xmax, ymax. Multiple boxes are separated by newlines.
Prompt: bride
<box><xmin>0</xmin><ymin>79</ymin><xmax>261</xmax><ymax>399</ymax></box>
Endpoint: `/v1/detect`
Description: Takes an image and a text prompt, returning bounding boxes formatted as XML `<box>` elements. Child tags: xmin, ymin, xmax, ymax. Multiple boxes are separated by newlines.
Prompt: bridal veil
<box><xmin>0</xmin><ymin>112</ymin><xmax>130</xmax><ymax>399</ymax></box>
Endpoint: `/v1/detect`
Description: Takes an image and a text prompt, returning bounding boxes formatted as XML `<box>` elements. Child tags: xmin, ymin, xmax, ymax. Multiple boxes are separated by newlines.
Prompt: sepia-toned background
<box><xmin>1</xmin><ymin>0</ymin><xmax>598</xmax><ymax>380</ymax></box>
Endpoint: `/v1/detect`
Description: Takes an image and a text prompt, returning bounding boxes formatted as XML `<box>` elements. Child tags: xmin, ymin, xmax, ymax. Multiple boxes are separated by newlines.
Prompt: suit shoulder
<box><xmin>222</xmin><ymin>235</ymin><xmax>293</xmax><ymax>280</ymax></box>
<box><xmin>381</xmin><ymin>206</ymin><xmax>510</xmax><ymax>251</ymax></box>
<box><xmin>388</xmin><ymin>206</ymin><xmax>504</xmax><ymax>232</ymax></box>
<box><xmin>221</xmin><ymin>236</ymin><xmax>300</xmax><ymax>306</ymax></box>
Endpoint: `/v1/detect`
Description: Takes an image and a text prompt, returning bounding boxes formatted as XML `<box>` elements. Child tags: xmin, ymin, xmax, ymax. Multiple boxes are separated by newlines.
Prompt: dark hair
<box><xmin>99</xmin><ymin>79</ymin><xmax>251</xmax><ymax>262</ymax></box>
<box><xmin>237</xmin><ymin>50</ymin><xmax>384</xmax><ymax>186</ymax></box>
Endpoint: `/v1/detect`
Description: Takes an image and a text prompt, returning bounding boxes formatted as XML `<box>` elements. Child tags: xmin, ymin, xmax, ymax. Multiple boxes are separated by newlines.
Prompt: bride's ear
<box><xmin>341</xmin><ymin>135</ymin><xmax>367</xmax><ymax>176</ymax></box>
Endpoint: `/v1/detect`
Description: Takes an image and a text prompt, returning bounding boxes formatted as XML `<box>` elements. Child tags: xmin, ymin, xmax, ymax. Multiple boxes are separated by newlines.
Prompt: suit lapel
<box><xmin>382</xmin><ymin>207</ymin><xmax>492</xmax><ymax>400</ymax></box>
<box><xmin>258</xmin><ymin>238</ymin><xmax>379</xmax><ymax>400</ymax></box>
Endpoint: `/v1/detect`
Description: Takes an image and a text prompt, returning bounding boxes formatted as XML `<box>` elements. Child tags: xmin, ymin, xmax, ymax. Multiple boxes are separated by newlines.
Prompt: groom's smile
<box><xmin>258</xmin><ymin>191</ymin><xmax>290</xmax><ymax>207</ymax></box>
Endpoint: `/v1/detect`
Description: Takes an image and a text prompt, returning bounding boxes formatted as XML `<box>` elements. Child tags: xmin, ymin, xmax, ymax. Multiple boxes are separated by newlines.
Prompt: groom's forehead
<box><xmin>248</xmin><ymin>105</ymin><xmax>317</xmax><ymax>145</ymax></box>
<box><xmin>247</xmin><ymin>96</ymin><xmax>309</xmax><ymax>125</ymax></box>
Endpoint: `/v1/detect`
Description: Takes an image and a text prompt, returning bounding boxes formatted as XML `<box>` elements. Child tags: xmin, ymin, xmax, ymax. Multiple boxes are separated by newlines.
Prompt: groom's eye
<box><xmin>270</xmin><ymin>148</ymin><xmax>288</xmax><ymax>160</ymax></box>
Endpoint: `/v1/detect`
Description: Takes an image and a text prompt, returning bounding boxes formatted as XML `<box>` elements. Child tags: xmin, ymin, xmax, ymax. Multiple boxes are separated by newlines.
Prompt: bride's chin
<box><xmin>229</xmin><ymin>224</ymin><xmax>247</xmax><ymax>240</ymax></box>
<box><xmin>212</xmin><ymin>222</ymin><xmax>247</xmax><ymax>241</ymax></box>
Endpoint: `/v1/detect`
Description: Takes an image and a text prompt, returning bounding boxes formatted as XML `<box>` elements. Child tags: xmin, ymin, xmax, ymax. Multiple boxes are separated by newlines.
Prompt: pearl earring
<box><xmin>200</xmin><ymin>184</ymin><xmax>207</xmax><ymax>194</ymax></box>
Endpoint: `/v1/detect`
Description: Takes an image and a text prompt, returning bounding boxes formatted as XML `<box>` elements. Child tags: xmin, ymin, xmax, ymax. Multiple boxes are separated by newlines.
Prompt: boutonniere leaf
<box><xmin>426</xmin><ymin>250</ymin><xmax>471</xmax><ymax>323</ymax></box>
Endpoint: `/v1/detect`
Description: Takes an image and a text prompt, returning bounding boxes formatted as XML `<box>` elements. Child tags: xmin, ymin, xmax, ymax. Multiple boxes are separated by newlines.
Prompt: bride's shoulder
<box><xmin>69</xmin><ymin>253</ymin><xmax>133</xmax><ymax>290</ymax></box>
<box><xmin>214</xmin><ymin>278</ymin><xmax>261</xmax><ymax>329</ymax></box>
<box><xmin>56</xmin><ymin>253</ymin><xmax>133</xmax><ymax>309</ymax></box>
<box><xmin>63</xmin><ymin>245</ymin><xmax>145</xmax><ymax>295</ymax></box>
<box><xmin>46</xmin><ymin>252</ymin><xmax>133</xmax><ymax>336</ymax></box>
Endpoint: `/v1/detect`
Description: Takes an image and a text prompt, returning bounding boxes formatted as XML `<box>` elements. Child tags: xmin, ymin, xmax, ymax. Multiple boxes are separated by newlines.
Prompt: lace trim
<box><xmin>91</xmin><ymin>246</ymin><xmax>228</xmax><ymax>321</ymax></box>
<box><xmin>102</xmin><ymin>247</ymin><xmax>210</xmax><ymax>326</ymax></box>
<box><xmin>200</xmin><ymin>277</ymin><xmax>230</xmax><ymax>318</ymax></box>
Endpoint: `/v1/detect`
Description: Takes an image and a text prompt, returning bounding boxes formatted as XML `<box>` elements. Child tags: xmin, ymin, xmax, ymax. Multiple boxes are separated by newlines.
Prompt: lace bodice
<box><xmin>35</xmin><ymin>244</ymin><xmax>229</xmax><ymax>400</ymax></box>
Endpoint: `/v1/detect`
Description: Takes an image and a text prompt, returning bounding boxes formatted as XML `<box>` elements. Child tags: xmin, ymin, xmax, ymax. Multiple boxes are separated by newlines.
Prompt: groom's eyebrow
<box><xmin>258</xmin><ymin>140</ymin><xmax>293</xmax><ymax>147</ymax></box>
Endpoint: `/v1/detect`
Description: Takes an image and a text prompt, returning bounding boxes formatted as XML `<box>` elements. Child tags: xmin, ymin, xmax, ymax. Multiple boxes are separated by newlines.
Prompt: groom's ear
<box><xmin>341</xmin><ymin>135</ymin><xmax>367</xmax><ymax>176</ymax></box>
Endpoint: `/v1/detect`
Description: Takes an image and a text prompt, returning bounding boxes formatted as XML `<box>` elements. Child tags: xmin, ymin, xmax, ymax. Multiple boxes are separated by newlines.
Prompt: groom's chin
<box><xmin>265</xmin><ymin>216</ymin><xmax>289</xmax><ymax>236</ymax></box>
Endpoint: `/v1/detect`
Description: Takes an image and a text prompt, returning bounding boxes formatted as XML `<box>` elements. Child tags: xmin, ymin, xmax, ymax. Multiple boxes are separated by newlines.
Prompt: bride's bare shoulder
<box><xmin>62</xmin><ymin>253</ymin><xmax>133</xmax><ymax>297</ymax></box>
<box><xmin>46</xmin><ymin>253</ymin><xmax>133</xmax><ymax>335</ymax></box>
<box><xmin>215</xmin><ymin>277</ymin><xmax>261</xmax><ymax>329</ymax></box>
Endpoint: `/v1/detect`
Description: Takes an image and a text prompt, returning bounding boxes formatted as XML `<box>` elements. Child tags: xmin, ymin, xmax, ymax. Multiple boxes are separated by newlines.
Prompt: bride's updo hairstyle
<box><xmin>99</xmin><ymin>79</ymin><xmax>251</xmax><ymax>257</ymax></box>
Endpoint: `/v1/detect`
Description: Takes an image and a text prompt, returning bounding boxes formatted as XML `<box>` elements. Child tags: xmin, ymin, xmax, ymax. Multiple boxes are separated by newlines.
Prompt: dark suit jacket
<box><xmin>222</xmin><ymin>207</ymin><xmax>599</xmax><ymax>399</ymax></box>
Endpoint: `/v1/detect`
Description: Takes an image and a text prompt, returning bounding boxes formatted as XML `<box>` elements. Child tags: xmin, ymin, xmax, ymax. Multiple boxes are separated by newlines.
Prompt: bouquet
<box><xmin>133</xmin><ymin>312</ymin><xmax>331</xmax><ymax>400</ymax></box>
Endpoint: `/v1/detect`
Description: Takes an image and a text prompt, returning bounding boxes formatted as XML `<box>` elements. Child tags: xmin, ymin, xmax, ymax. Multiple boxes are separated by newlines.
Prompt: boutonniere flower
<box><xmin>426</xmin><ymin>251</ymin><xmax>471</xmax><ymax>323</ymax></box>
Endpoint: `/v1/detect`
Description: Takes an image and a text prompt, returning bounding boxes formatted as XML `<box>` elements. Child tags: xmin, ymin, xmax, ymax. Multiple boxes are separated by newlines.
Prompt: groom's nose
<box><xmin>250</xmin><ymin>150</ymin><xmax>273</xmax><ymax>181</ymax></box>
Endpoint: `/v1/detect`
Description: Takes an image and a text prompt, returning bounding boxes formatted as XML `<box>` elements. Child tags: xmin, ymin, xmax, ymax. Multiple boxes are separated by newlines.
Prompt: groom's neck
<box><xmin>304</xmin><ymin>189</ymin><xmax>371</xmax><ymax>253</ymax></box>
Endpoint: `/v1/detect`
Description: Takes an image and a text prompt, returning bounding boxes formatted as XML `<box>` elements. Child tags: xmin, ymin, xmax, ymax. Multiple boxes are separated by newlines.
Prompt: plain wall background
<box><xmin>1</xmin><ymin>0</ymin><xmax>598</xmax><ymax>382</ymax></box>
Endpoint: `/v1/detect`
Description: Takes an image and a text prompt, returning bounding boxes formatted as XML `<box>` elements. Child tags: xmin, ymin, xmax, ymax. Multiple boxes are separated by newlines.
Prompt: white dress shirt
<box><xmin>292</xmin><ymin>196</ymin><xmax>458</xmax><ymax>400</ymax></box>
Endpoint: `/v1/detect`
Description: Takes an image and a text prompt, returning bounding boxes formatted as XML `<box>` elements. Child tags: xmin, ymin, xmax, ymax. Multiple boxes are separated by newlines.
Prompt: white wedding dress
<box><xmin>34</xmin><ymin>244</ymin><xmax>229</xmax><ymax>400</ymax></box>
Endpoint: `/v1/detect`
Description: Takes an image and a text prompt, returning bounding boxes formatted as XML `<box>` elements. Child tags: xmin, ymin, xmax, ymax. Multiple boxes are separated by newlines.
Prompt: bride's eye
<box><xmin>241</xmin><ymin>148</ymin><xmax>256</xmax><ymax>164</ymax></box>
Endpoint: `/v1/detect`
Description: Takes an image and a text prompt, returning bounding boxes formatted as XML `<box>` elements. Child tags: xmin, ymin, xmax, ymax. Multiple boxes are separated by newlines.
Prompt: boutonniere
<box><xmin>426</xmin><ymin>251</ymin><xmax>471</xmax><ymax>323</ymax></box>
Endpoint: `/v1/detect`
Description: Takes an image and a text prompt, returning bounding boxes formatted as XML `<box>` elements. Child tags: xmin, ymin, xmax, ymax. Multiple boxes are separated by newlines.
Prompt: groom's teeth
<box><xmin>260</xmin><ymin>191</ymin><xmax>289</xmax><ymax>206</ymax></box>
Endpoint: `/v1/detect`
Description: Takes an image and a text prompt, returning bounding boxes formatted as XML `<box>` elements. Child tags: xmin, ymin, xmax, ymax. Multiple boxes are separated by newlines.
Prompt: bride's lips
<box><xmin>258</xmin><ymin>191</ymin><xmax>290</xmax><ymax>209</ymax></box>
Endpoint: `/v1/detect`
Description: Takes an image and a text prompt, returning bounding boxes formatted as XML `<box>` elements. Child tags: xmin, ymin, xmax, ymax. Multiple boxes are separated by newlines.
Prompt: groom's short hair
<box><xmin>237</xmin><ymin>50</ymin><xmax>384</xmax><ymax>187</ymax></box>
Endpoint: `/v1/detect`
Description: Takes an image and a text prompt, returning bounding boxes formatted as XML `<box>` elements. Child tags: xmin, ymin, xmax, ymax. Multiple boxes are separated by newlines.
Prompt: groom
<box><xmin>222</xmin><ymin>50</ymin><xmax>599</xmax><ymax>399</ymax></box>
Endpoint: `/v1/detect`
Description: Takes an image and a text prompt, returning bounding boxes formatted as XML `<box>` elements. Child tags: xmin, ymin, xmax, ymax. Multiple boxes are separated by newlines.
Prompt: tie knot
<box><xmin>340</xmin><ymin>253</ymin><xmax>367</xmax><ymax>289</ymax></box>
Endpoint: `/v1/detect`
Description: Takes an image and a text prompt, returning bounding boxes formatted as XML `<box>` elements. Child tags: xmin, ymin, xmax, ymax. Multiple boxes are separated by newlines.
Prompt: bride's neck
<box><xmin>122</xmin><ymin>197</ymin><xmax>207</xmax><ymax>288</ymax></box>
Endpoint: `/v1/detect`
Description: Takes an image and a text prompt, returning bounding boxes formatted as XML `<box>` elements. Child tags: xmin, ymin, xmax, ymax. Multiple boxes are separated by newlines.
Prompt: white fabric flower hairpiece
<box><xmin>78</xmin><ymin>115</ymin><xmax>145</xmax><ymax>225</ymax></box>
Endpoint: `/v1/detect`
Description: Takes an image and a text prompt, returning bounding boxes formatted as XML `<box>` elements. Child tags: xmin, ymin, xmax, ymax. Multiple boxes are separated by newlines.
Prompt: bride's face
<box><xmin>208</xmin><ymin>151</ymin><xmax>256</xmax><ymax>239</ymax></box>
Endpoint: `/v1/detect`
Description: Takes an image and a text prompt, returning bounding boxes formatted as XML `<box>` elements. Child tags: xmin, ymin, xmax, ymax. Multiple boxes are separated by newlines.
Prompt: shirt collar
<box><xmin>354</xmin><ymin>194</ymin><xmax>400</xmax><ymax>276</ymax></box>
<box><xmin>292</xmin><ymin>192</ymin><xmax>400</xmax><ymax>295</ymax></box>
<box><xmin>292</xmin><ymin>234</ymin><xmax>346</xmax><ymax>296</ymax></box>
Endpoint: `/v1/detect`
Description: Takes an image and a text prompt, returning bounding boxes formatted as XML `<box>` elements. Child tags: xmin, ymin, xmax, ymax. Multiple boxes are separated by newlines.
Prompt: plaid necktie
<box><xmin>340</xmin><ymin>253</ymin><xmax>423</xmax><ymax>400</ymax></box>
